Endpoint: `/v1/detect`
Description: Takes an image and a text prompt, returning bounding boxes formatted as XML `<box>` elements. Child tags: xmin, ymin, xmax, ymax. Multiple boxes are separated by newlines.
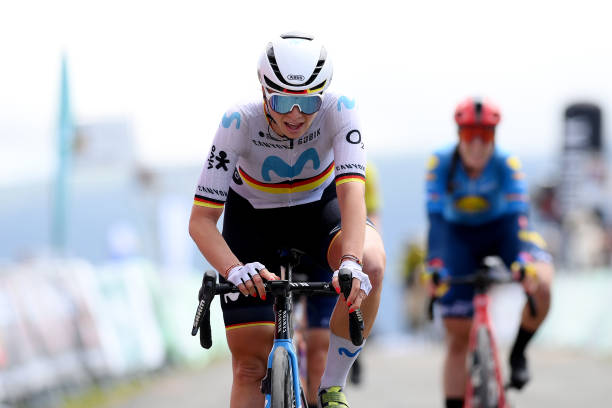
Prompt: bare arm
<box><xmin>189</xmin><ymin>205</ymin><xmax>239</xmax><ymax>275</ymax></box>
<box><xmin>189</xmin><ymin>204</ymin><xmax>278</xmax><ymax>298</ymax></box>
<box><xmin>335</xmin><ymin>181</ymin><xmax>366</xmax><ymax>267</ymax></box>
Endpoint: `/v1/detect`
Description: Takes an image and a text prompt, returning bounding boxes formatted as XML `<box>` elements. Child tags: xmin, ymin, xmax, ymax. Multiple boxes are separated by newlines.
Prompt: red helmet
<box><xmin>454</xmin><ymin>97</ymin><xmax>501</xmax><ymax>127</ymax></box>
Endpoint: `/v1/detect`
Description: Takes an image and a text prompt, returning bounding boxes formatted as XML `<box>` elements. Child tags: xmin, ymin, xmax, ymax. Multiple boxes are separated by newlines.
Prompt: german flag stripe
<box><xmin>282</xmin><ymin>89</ymin><xmax>308</xmax><ymax>94</ymax></box>
<box><xmin>194</xmin><ymin>195</ymin><xmax>225</xmax><ymax>208</ymax></box>
<box><xmin>264</xmin><ymin>78</ymin><xmax>325</xmax><ymax>94</ymax></box>
<box><xmin>238</xmin><ymin>163</ymin><xmax>334</xmax><ymax>194</ymax></box>
<box><xmin>225</xmin><ymin>321</ymin><xmax>275</xmax><ymax>331</ymax></box>
<box><xmin>335</xmin><ymin>173</ymin><xmax>366</xmax><ymax>186</ymax></box>
<box><xmin>276</xmin><ymin>83</ymin><xmax>325</xmax><ymax>95</ymax></box>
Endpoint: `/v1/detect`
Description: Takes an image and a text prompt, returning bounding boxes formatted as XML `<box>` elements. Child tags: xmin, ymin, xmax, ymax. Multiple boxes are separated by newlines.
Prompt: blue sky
<box><xmin>2</xmin><ymin>0</ymin><xmax>611</xmax><ymax>185</ymax></box>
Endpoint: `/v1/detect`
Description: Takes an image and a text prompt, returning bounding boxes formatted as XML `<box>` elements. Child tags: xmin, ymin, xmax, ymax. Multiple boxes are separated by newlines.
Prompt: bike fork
<box><xmin>465</xmin><ymin>294</ymin><xmax>508</xmax><ymax>408</ymax></box>
<box><xmin>263</xmin><ymin>340</ymin><xmax>304</xmax><ymax>408</ymax></box>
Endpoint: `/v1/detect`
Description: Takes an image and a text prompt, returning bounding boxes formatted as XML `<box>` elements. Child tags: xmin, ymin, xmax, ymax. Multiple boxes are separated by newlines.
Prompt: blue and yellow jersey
<box><xmin>426</xmin><ymin>145</ymin><xmax>529</xmax><ymax>225</ymax></box>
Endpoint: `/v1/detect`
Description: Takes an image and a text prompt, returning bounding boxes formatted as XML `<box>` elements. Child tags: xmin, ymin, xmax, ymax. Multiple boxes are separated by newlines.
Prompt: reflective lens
<box><xmin>267</xmin><ymin>93</ymin><xmax>323</xmax><ymax>115</ymax></box>
<box><xmin>459</xmin><ymin>126</ymin><xmax>495</xmax><ymax>143</ymax></box>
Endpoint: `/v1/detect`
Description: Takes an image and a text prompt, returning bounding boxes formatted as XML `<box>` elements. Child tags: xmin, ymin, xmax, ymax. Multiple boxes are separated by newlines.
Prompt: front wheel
<box><xmin>469</xmin><ymin>327</ymin><xmax>499</xmax><ymax>408</ymax></box>
<box><xmin>271</xmin><ymin>347</ymin><xmax>297</xmax><ymax>408</ymax></box>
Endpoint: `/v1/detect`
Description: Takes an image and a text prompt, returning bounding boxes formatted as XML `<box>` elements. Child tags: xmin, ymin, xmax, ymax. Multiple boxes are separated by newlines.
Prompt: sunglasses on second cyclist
<box><xmin>458</xmin><ymin>126</ymin><xmax>496</xmax><ymax>143</ymax></box>
<box><xmin>265</xmin><ymin>90</ymin><xmax>323</xmax><ymax>115</ymax></box>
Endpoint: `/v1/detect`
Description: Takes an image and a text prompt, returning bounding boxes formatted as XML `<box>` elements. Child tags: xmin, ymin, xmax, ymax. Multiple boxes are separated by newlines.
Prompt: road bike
<box><xmin>191</xmin><ymin>249</ymin><xmax>364</xmax><ymax>407</ymax></box>
<box><xmin>428</xmin><ymin>256</ymin><xmax>536</xmax><ymax>408</ymax></box>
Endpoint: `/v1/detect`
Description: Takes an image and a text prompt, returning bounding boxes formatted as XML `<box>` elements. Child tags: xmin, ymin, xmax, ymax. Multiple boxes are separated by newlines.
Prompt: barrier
<box><xmin>0</xmin><ymin>258</ymin><xmax>227</xmax><ymax>404</ymax></box>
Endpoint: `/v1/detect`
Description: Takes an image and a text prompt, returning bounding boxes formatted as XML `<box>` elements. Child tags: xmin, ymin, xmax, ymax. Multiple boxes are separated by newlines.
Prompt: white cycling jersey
<box><xmin>194</xmin><ymin>92</ymin><xmax>366</xmax><ymax>209</ymax></box>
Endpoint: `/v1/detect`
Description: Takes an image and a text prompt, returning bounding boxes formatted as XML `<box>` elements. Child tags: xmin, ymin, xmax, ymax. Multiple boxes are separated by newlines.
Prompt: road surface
<box><xmin>105</xmin><ymin>336</ymin><xmax>611</xmax><ymax>407</ymax></box>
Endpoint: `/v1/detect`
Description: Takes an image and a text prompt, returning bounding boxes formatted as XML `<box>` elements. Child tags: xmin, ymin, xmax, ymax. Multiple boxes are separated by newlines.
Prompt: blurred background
<box><xmin>1</xmin><ymin>0</ymin><xmax>611</xmax><ymax>406</ymax></box>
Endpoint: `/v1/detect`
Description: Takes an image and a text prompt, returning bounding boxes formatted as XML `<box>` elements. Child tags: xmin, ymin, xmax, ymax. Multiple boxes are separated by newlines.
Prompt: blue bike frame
<box><xmin>193</xmin><ymin>250</ymin><xmax>361</xmax><ymax>408</ymax></box>
<box><xmin>264</xmin><ymin>339</ymin><xmax>302</xmax><ymax>407</ymax></box>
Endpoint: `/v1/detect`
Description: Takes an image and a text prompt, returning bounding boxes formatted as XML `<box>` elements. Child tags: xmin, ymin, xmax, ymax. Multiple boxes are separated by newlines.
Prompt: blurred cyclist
<box><xmin>189</xmin><ymin>32</ymin><xmax>385</xmax><ymax>408</ymax></box>
<box><xmin>365</xmin><ymin>161</ymin><xmax>382</xmax><ymax>228</ymax></box>
<box><xmin>424</xmin><ymin>97</ymin><xmax>554</xmax><ymax>408</ymax></box>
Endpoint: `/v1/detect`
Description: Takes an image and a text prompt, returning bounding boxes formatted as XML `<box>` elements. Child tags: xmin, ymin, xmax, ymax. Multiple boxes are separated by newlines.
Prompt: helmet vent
<box><xmin>266</xmin><ymin>44</ymin><xmax>287</xmax><ymax>85</ymax></box>
<box><xmin>266</xmin><ymin>44</ymin><xmax>328</xmax><ymax>89</ymax></box>
<box><xmin>474</xmin><ymin>99</ymin><xmax>483</xmax><ymax>122</ymax></box>
<box><xmin>280</xmin><ymin>31</ymin><xmax>314</xmax><ymax>41</ymax></box>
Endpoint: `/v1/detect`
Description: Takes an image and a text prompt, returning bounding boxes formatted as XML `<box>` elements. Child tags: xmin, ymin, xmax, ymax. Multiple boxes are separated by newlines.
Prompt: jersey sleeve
<box><xmin>426</xmin><ymin>153</ymin><xmax>447</xmax><ymax>214</ymax></box>
<box><xmin>426</xmin><ymin>212</ymin><xmax>447</xmax><ymax>262</ymax></box>
<box><xmin>193</xmin><ymin>107</ymin><xmax>248</xmax><ymax>209</ymax></box>
<box><xmin>425</xmin><ymin>152</ymin><xmax>448</xmax><ymax>260</ymax></box>
<box><xmin>500</xmin><ymin>154</ymin><xmax>529</xmax><ymax>214</ymax></box>
<box><xmin>330</xmin><ymin>96</ymin><xmax>366</xmax><ymax>186</ymax></box>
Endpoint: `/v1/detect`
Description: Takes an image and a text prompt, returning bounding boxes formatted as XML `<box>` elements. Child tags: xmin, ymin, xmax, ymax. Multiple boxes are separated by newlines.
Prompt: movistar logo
<box><xmin>221</xmin><ymin>112</ymin><xmax>241</xmax><ymax>129</ymax></box>
<box><xmin>338</xmin><ymin>347</ymin><xmax>362</xmax><ymax>357</ymax></box>
<box><xmin>261</xmin><ymin>148</ymin><xmax>320</xmax><ymax>181</ymax></box>
<box><xmin>337</xmin><ymin>96</ymin><xmax>356</xmax><ymax>111</ymax></box>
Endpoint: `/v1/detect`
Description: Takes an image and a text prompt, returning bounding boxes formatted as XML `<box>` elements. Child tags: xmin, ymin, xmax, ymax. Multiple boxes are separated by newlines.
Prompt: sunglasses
<box><xmin>265</xmin><ymin>91</ymin><xmax>323</xmax><ymax>115</ymax></box>
<box><xmin>458</xmin><ymin>126</ymin><xmax>496</xmax><ymax>143</ymax></box>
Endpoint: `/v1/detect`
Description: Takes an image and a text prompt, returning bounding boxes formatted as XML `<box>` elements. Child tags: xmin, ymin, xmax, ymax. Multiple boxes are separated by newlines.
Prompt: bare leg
<box><xmin>327</xmin><ymin>225</ymin><xmax>385</xmax><ymax>338</ymax></box>
<box><xmin>520</xmin><ymin>261</ymin><xmax>554</xmax><ymax>330</ymax></box>
<box><xmin>509</xmin><ymin>261</ymin><xmax>554</xmax><ymax>388</ymax></box>
<box><xmin>226</xmin><ymin>325</ymin><xmax>274</xmax><ymax>408</ymax></box>
<box><xmin>306</xmin><ymin>328</ymin><xmax>330</xmax><ymax>403</ymax></box>
<box><xmin>442</xmin><ymin>318</ymin><xmax>472</xmax><ymax>399</ymax></box>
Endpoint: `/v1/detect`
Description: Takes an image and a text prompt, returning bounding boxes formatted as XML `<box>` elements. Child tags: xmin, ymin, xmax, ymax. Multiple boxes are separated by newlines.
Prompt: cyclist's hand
<box><xmin>226</xmin><ymin>262</ymin><xmax>279</xmax><ymax>300</ymax></box>
<box><xmin>332</xmin><ymin>260</ymin><xmax>371</xmax><ymax>312</ymax></box>
<box><xmin>420</xmin><ymin>258</ymin><xmax>449</xmax><ymax>298</ymax></box>
<box><xmin>511</xmin><ymin>252</ymin><xmax>538</xmax><ymax>294</ymax></box>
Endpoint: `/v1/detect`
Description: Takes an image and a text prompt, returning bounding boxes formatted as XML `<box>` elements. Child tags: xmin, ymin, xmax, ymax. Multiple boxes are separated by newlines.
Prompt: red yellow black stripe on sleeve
<box><xmin>194</xmin><ymin>194</ymin><xmax>225</xmax><ymax>209</ymax></box>
<box><xmin>238</xmin><ymin>162</ymin><xmax>334</xmax><ymax>194</ymax></box>
<box><xmin>335</xmin><ymin>172</ymin><xmax>366</xmax><ymax>186</ymax></box>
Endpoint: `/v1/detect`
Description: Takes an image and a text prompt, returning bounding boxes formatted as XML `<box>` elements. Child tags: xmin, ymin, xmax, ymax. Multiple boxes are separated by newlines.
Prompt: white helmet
<box><xmin>257</xmin><ymin>32</ymin><xmax>333</xmax><ymax>95</ymax></box>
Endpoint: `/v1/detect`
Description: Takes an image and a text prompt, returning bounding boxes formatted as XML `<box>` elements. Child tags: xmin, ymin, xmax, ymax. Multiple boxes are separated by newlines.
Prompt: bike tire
<box><xmin>271</xmin><ymin>347</ymin><xmax>296</xmax><ymax>408</ymax></box>
<box><xmin>470</xmin><ymin>327</ymin><xmax>498</xmax><ymax>408</ymax></box>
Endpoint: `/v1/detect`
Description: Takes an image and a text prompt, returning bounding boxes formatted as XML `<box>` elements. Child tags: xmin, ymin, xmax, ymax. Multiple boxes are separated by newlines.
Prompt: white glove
<box><xmin>333</xmin><ymin>259</ymin><xmax>372</xmax><ymax>296</ymax></box>
<box><xmin>226</xmin><ymin>262</ymin><xmax>266</xmax><ymax>287</ymax></box>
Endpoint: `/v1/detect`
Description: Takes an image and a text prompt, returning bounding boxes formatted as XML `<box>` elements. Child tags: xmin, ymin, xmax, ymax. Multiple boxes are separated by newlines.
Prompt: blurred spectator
<box><xmin>399</xmin><ymin>238</ymin><xmax>429</xmax><ymax>331</ymax></box>
<box><xmin>365</xmin><ymin>161</ymin><xmax>382</xmax><ymax>228</ymax></box>
<box><xmin>564</xmin><ymin>208</ymin><xmax>608</xmax><ymax>269</ymax></box>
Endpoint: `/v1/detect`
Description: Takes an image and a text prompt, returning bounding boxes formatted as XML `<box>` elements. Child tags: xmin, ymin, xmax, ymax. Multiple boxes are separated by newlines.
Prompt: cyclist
<box><xmin>189</xmin><ymin>32</ymin><xmax>385</xmax><ymax>408</ymax></box>
<box><xmin>424</xmin><ymin>97</ymin><xmax>554</xmax><ymax>408</ymax></box>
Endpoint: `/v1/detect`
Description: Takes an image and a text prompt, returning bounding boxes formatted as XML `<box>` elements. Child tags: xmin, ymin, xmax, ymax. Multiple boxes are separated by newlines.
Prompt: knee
<box><xmin>233</xmin><ymin>355</ymin><xmax>268</xmax><ymax>385</ymax></box>
<box><xmin>363</xmin><ymin>248</ymin><xmax>385</xmax><ymax>290</ymax></box>
<box><xmin>535</xmin><ymin>263</ymin><xmax>554</xmax><ymax>303</ymax></box>
<box><xmin>445</xmin><ymin>325</ymin><xmax>470</xmax><ymax>355</ymax></box>
<box><xmin>306</xmin><ymin>329</ymin><xmax>330</xmax><ymax>354</ymax></box>
<box><xmin>447</xmin><ymin>335</ymin><xmax>469</xmax><ymax>356</ymax></box>
<box><xmin>535</xmin><ymin>279</ymin><xmax>552</xmax><ymax>305</ymax></box>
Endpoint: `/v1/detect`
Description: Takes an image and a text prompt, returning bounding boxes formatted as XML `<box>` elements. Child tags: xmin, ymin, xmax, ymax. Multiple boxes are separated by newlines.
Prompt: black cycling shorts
<box><xmin>219</xmin><ymin>184</ymin><xmax>341</xmax><ymax>330</ymax></box>
<box><xmin>436</xmin><ymin>213</ymin><xmax>551</xmax><ymax>318</ymax></box>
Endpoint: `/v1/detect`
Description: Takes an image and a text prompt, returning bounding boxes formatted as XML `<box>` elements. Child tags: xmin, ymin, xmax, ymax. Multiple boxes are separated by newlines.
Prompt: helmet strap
<box><xmin>262</xmin><ymin>97</ymin><xmax>277</xmax><ymax>125</ymax></box>
<box><xmin>262</xmin><ymin>97</ymin><xmax>289</xmax><ymax>139</ymax></box>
